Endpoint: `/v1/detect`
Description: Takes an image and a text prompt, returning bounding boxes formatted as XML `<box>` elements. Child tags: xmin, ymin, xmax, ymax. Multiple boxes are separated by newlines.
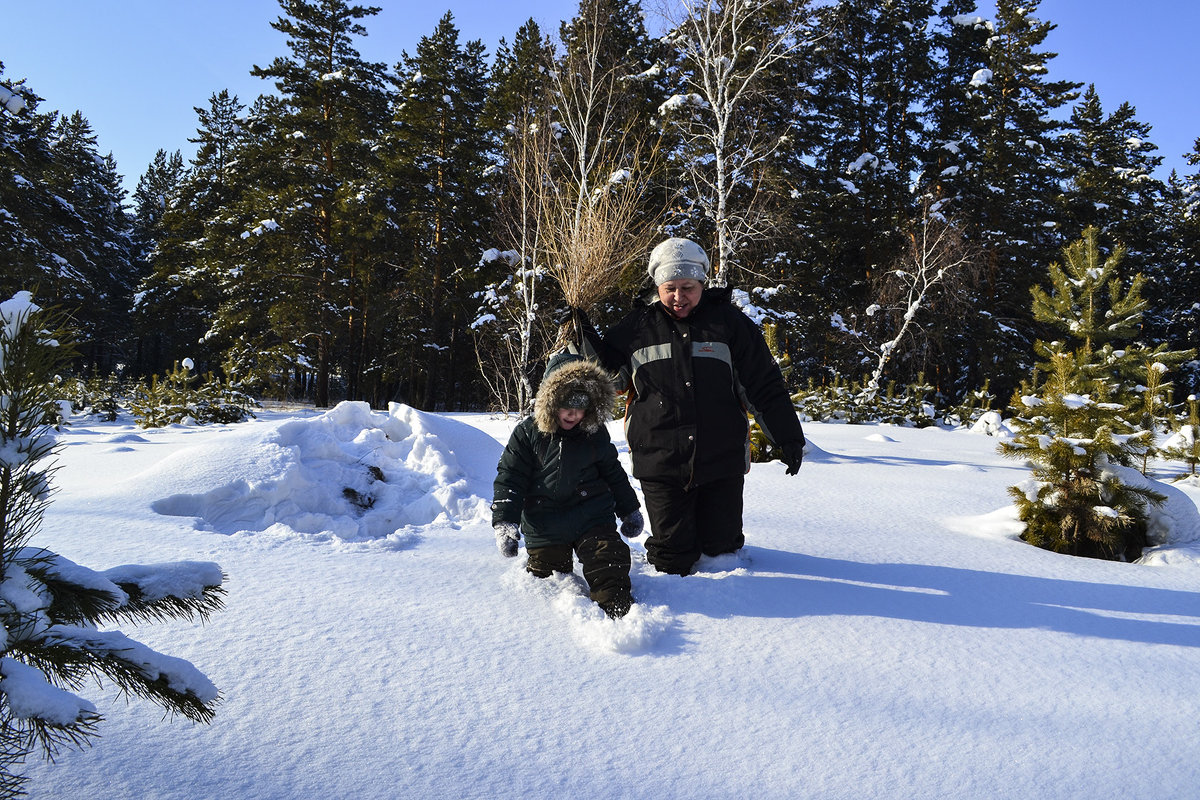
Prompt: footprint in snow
<box><xmin>501</xmin><ymin>564</ymin><xmax>672</xmax><ymax>654</ymax></box>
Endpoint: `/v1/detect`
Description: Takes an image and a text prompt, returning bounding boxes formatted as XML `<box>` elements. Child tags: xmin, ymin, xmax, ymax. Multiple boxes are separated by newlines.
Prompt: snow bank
<box><xmin>1100</xmin><ymin>464</ymin><xmax>1200</xmax><ymax>547</ymax></box>
<box><xmin>151</xmin><ymin>402</ymin><xmax>501</xmax><ymax>544</ymax></box>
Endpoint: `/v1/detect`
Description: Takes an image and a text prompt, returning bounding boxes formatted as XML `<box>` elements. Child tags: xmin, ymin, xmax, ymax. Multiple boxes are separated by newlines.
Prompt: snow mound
<box><xmin>152</xmin><ymin>402</ymin><xmax>501</xmax><ymax>543</ymax></box>
<box><xmin>1104</xmin><ymin>464</ymin><xmax>1200</xmax><ymax>547</ymax></box>
<box><xmin>943</xmin><ymin>505</ymin><xmax>1025</xmax><ymax>542</ymax></box>
<box><xmin>798</xmin><ymin>438</ymin><xmax>834</xmax><ymax>462</ymax></box>
<box><xmin>969</xmin><ymin>411</ymin><xmax>1013</xmax><ymax>437</ymax></box>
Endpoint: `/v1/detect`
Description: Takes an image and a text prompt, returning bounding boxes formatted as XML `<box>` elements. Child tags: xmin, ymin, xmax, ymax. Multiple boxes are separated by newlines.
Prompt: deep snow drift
<box><xmin>23</xmin><ymin>402</ymin><xmax>1200</xmax><ymax>799</ymax></box>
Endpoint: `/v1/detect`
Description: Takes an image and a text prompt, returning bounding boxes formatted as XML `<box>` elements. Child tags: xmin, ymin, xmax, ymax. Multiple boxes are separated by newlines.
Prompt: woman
<box><xmin>579</xmin><ymin>237</ymin><xmax>805</xmax><ymax>575</ymax></box>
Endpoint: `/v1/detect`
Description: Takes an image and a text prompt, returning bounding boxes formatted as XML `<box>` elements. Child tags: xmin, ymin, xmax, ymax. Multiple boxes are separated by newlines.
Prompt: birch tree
<box><xmin>658</xmin><ymin>0</ymin><xmax>814</xmax><ymax>286</ymax></box>
<box><xmin>859</xmin><ymin>201</ymin><xmax>978</xmax><ymax>399</ymax></box>
<box><xmin>546</xmin><ymin>1</ymin><xmax>662</xmax><ymax>326</ymax></box>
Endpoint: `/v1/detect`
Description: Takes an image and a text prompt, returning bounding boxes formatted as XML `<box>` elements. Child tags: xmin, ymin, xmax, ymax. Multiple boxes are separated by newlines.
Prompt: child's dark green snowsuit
<box><xmin>492</xmin><ymin>354</ymin><xmax>640</xmax><ymax>617</ymax></box>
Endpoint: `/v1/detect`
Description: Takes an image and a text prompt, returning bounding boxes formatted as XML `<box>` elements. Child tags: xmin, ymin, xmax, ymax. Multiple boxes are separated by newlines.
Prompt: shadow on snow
<box><xmin>663</xmin><ymin>546</ymin><xmax>1200</xmax><ymax>648</ymax></box>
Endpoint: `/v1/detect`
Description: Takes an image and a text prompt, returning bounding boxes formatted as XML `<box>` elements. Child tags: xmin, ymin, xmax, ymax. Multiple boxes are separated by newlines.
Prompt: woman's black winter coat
<box><xmin>584</xmin><ymin>287</ymin><xmax>805</xmax><ymax>488</ymax></box>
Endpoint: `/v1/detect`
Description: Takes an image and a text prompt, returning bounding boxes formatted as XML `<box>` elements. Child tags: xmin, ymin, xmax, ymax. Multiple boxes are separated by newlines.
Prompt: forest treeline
<box><xmin>2</xmin><ymin>0</ymin><xmax>1198</xmax><ymax>412</ymax></box>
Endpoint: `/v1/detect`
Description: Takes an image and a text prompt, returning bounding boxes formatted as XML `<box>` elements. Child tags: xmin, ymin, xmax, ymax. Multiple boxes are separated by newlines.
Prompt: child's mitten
<box><xmin>494</xmin><ymin>522</ymin><xmax>520</xmax><ymax>557</ymax></box>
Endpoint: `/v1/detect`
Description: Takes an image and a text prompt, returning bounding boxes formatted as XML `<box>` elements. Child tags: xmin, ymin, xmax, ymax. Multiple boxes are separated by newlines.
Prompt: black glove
<box><xmin>619</xmin><ymin>510</ymin><xmax>644</xmax><ymax>538</ymax></box>
<box><xmin>781</xmin><ymin>441</ymin><xmax>804</xmax><ymax>476</ymax></box>
<box><xmin>552</xmin><ymin>305</ymin><xmax>591</xmax><ymax>328</ymax></box>
<box><xmin>494</xmin><ymin>522</ymin><xmax>520</xmax><ymax>557</ymax></box>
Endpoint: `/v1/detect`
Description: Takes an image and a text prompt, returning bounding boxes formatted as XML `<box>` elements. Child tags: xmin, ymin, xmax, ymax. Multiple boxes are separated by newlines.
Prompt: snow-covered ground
<box><xmin>24</xmin><ymin>402</ymin><xmax>1200</xmax><ymax>799</ymax></box>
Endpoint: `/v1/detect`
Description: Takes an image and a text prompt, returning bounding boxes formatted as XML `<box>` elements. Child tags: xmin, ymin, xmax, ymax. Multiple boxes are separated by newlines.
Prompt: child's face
<box><xmin>557</xmin><ymin>407</ymin><xmax>585</xmax><ymax>430</ymax></box>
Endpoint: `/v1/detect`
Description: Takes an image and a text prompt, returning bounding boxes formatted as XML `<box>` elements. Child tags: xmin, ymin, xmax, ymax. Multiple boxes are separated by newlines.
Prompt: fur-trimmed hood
<box><xmin>533</xmin><ymin>354</ymin><xmax>617</xmax><ymax>435</ymax></box>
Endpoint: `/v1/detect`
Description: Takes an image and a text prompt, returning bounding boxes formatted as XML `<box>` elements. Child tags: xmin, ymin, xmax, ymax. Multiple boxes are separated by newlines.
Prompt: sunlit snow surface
<box><xmin>26</xmin><ymin>404</ymin><xmax>1200</xmax><ymax>799</ymax></box>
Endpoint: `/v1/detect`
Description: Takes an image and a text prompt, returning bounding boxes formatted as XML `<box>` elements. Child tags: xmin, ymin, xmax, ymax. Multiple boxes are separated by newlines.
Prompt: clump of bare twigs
<box><xmin>541</xmin><ymin>146</ymin><xmax>661</xmax><ymax>313</ymax></box>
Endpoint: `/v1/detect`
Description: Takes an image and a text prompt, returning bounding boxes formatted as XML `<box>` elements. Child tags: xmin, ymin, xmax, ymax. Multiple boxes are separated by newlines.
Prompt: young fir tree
<box><xmin>1001</xmin><ymin>228</ymin><xmax>1177</xmax><ymax>560</ymax></box>
<box><xmin>0</xmin><ymin>292</ymin><xmax>225</xmax><ymax>798</ymax></box>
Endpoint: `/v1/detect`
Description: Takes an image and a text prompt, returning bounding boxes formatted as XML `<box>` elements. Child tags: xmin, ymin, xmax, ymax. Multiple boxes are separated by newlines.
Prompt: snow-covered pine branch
<box><xmin>0</xmin><ymin>292</ymin><xmax>225</xmax><ymax>796</ymax></box>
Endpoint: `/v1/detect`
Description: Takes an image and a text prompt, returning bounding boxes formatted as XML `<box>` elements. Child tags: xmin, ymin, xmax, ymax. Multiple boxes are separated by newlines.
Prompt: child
<box><xmin>492</xmin><ymin>353</ymin><xmax>644</xmax><ymax>618</ymax></box>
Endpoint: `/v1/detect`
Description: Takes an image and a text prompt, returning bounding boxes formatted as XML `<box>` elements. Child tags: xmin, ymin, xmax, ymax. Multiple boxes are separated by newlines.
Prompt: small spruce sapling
<box><xmin>1001</xmin><ymin>229</ymin><xmax>1176</xmax><ymax>560</ymax></box>
<box><xmin>1002</xmin><ymin>350</ymin><xmax>1162</xmax><ymax>560</ymax></box>
<box><xmin>1160</xmin><ymin>395</ymin><xmax>1200</xmax><ymax>478</ymax></box>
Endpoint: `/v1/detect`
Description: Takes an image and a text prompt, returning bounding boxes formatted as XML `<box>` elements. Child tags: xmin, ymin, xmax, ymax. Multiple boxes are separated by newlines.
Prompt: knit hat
<box><xmin>647</xmin><ymin>237</ymin><xmax>710</xmax><ymax>285</ymax></box>
<box><xmin>562</xmin><ymin>390</ymin><xmax>591</xmax><ymax>410</ymax></box>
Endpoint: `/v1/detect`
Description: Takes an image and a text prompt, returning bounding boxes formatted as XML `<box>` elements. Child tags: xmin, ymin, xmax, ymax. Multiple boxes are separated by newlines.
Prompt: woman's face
<box><xmin>657</xmin><ymin>279</ymin><xmax>704</xmax><ymax>319</ymax></box>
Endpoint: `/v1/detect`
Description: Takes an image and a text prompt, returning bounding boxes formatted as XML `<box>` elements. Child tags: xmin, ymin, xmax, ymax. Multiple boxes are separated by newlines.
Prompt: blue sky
<box><xmin>3</xmin><ymin>1</ymin><xmax>1198</xmax><ymax>197</ymax></box>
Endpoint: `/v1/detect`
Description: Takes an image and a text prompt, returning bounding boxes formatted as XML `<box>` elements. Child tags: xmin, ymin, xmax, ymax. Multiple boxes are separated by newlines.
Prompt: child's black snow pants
<box><xmin>526</xmin><ymin>524</ymin><xmax>633</xmax><ymax>616</ymax></box>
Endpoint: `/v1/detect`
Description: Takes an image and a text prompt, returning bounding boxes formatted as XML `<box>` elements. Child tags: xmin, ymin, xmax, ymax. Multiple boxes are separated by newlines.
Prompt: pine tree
<box><xmin>486</xmin><ymin>20</ymin><xmax>555</xmax><ymax>135</ymax></box>
<box><xmin>1142</xmin><ymin>147</ymin><xmax>1200</xmax><ymax>397</ymax></box>
<box><xmin>803</xmin><ymin>0</ymin><xmax>935</xmax><ymax>304</ymax></box>
<box><xmin>135</xmin><ymin>92</ymin><xmax>251</xmax><ymax>381</ymax></box>
<box><xmin>0</xmin><ymin>72</ymin><xmax>65</xmax><ymax>302</ymax></box>
<box><xmin>44</xmin><ymin>113</ymin><xmax>135</xmax><ymax>374</ymax></box>
<box><xmin>0</xmin><ymin>75</ymin><xmax>135</xmax><ymax>377</ymax></box>
<box><xmin>0</xmin><ymin>292</ymin><xmax>224</xmax><ymax>797</ymax></box>
<box><xmin>1057</xmin><ymin>85</ymin><xmax>1165</xmax><ymax>275</ymax></box>
<box><xmin>243</xmin><ymin>0</ymin><xmax>393</xmax><ymax>407</ymax></box>
<box><xmin>1002</xmin><ymin>349</ymin><xmax>1162</xmax><ymax>560</ymax></box>
<box><xmin>923</xmin><ymin>1</ymin><xmax>992</xmax><ymax>209</ymax></box>
<box><xmin>1001</xmin><ymin>228</ymin><xmax>1182</xmax><ymax>561</ymax></box>
<box><xmin>386</xmin><ymin>12</ymin><xmax>495</xmax><ymax>409</ymax></box>
<box><xmin>128</xmin><ymin>149</ymin><xmax>187</xmax><ymax>374</ymax></box>
<box><xmin>927</xmin><ymin>0</ymin><xmax>1081</xmax><ymax>399</ymax></box>
<box><xmin>131</xmin><ymin>149</ymin><xmax>186</xmax><ymax>265</ymax></box>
